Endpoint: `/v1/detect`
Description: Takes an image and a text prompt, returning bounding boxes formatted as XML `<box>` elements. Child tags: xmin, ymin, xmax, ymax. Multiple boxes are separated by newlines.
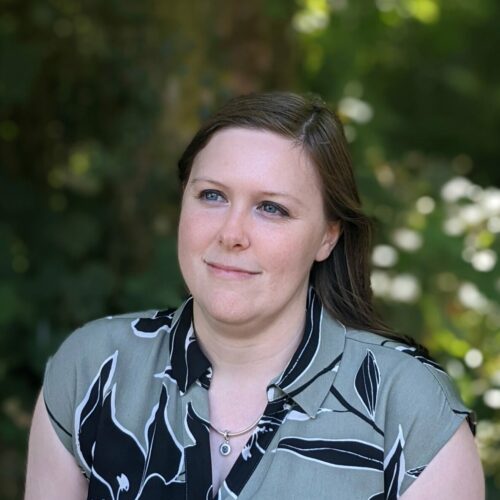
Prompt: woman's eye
<box><xmin>259</xmin><ymin>202</ymin><xmax>289</xmax><ymax>217</ymax></box>
<box><xmin>199</xmin><ymin>190</ymin><xmax>225</xmax><ymax>202</ymax></box>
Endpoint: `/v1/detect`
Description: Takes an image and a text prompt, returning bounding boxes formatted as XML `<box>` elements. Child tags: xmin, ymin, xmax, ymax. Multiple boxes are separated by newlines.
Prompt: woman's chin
<box><xmin>193</xmin><ymin>292</ymin><xmax>261</xmax><ymax>328</ymax></box>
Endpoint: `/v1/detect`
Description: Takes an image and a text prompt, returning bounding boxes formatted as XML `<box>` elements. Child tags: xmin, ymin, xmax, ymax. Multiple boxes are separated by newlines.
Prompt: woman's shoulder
<box><xmin>343</xmin><ymin>327</ymin><xmax>444</xmax><ymax>374</ymax></box>
<box><xmin>341</xmin><ymin>327</ymin><xmax>471</xmax><ymax>418</ymax></box>
<box><xmin>55</xmin><ymin>306</ymin><xmax>178</xmax><ymax>356</ymax></box>
<box><xmin>42</xmin><ymin>306</ymin><xmax>180</xmax><ymax>454</ymax></box>
<box><xmin>44</xmin><ymin>306</ymin><xmax>180</xmax><ymax>409</ymax></box>
<box><xmin>341</xmin><ymin>326</ymin><xmax>475</xmax><ymax>429</ymax></box>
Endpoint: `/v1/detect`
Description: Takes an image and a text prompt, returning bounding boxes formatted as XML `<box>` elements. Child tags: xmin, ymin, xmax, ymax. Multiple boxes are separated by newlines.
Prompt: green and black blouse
<box><xmin>44</xmin><ymin>288</ymin><xmax>474</xmax><ymax>499</ymax></box>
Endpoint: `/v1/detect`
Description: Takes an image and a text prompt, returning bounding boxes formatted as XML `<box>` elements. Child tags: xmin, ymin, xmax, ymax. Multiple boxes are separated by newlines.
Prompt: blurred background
<box><xmin>1</xmin><ymin>0</ymin><xmax>499</xmax><ymax>497</ymax></box>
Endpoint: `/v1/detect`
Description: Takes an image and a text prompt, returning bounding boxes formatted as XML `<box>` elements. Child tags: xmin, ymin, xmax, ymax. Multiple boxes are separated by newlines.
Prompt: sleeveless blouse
<box><xmin>43</xmin><ymin>289</ymin><xmax>474</xmax><ymax>499</ymax></box>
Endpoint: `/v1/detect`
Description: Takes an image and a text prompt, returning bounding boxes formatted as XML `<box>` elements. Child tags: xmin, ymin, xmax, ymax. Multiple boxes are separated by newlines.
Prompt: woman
<box><xmin>25</xmin><ymin>92</ymin><xmax>484</xmax><ymax>499</ymax></box>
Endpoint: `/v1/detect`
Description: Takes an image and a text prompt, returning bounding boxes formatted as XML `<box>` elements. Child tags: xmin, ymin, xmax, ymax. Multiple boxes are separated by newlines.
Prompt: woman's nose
<box><xmin>217</xmin><ymin>208</ymin><xmax>250</xmax><ymax>250</ymax></box>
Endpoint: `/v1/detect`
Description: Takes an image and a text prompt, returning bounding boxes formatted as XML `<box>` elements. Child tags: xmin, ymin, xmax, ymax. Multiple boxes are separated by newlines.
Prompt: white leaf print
<box><xmin>284</xmin><ymin>409</ymin><xmax>310</xmax><ymax>422</ymax></box>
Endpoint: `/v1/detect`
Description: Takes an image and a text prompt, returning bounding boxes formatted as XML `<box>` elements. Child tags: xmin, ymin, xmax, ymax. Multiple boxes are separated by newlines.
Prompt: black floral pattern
<box><xmin>390</xmin><ymin>343</ymin><xmax>446</xmax><ymax>374</ymax></box>
<box><xmin>355</xmin><ymin>350</ymin><xmax>380</xmax><ymax>419</ymax></box>
<box><xmin>184</xmin><ymin>403</ymin><xmax>212</xmax><ymax>499</ymax></box>
<box><xmin>384</xmin><ymin>426</ymin><xmax>406</xmax><ymax>500</ymax></box>
<box><xmin>43</xmin><ymin>287</ymin><xmax>473</xmax><ymax>499</ymax></box>
<box><xmin>73</xmin><ymin>353</ymin><xmax>185</xmax><ymax>499</ymax></box>
<box><xmin>406</xmin><ymin>465</ymin><xmax>426</xmax><ymax>478</ymax></box>
<box><xmin>276</xmin><ymin>437</ymin><xmax>384</xmax><ymax>470</ymax></box>
<box><xmin>330</xmin><ymin>385</ymin><xmax>384</xmax><ymax>436</ymax></box>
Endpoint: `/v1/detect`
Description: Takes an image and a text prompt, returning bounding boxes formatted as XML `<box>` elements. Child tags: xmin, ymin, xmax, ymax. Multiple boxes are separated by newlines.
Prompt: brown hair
<box><xmin>177</xmin><ymin>91</ymin><xmax>393</xmax><ymax>337</ymax></box>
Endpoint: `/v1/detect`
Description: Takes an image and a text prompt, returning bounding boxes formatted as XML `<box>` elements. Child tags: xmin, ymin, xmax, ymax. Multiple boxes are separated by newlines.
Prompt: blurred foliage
<box><xmin>1</xmin><ymin>0</ymin><xmax>499</xmax><ymax>497</ymax></box>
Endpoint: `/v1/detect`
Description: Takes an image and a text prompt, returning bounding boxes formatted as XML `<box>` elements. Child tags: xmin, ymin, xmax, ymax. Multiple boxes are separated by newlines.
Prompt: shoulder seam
<box><xmin>420</xmin><ymin>362</ymin><xmax>468</xmax><ymax>412</ymax></box>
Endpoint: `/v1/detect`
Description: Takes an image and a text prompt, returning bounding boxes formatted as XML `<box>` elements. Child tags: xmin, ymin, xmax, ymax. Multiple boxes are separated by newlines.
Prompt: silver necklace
<box><xmin>209</xmin><ymin>416</ymin><xmax>262</xmax><ymax>456</ymax></box>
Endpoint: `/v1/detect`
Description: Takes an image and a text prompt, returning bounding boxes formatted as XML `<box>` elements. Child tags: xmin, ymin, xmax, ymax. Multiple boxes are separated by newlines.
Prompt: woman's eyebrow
<box><xmin>260</xmin><ymin>190</ymin><xmax>304</xmax><ymax>206</ymax></box>
<box><xmin>190</xmin><ymin>177</ymin><xmax>226</xmax><ymax>187</ymax></box>
<box><xmin>190</xmin><ymin>177</ymin><xmax>303</xmax><ymax>206</ymax></box>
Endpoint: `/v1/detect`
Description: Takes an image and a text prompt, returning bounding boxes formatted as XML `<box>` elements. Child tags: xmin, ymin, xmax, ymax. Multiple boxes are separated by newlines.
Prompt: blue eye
<box><xmin>199</xmin><ymin>190</ymin><xmax>225</xmax><ymax>202</ymax></box>
<box><xmin>259</xmin><ymin>202</ymin><xmax>289</xmax><ymax>217</ymax></box>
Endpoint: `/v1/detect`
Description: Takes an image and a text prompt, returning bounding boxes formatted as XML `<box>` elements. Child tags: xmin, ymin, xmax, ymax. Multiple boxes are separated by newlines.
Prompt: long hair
<box><xmin>177</xmin><ymin>91</ymin><xmax>401</xmax><ymax>339</ymax></box>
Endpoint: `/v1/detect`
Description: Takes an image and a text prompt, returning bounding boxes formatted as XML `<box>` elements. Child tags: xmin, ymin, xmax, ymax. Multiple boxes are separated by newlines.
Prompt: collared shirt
<box><xmin>44</xmin><ymin>288</ymin><xmax>473</xmax><ymax>499</ymax></box>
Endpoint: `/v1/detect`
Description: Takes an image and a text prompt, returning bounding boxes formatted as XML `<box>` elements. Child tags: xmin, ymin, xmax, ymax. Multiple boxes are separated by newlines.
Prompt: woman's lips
<box><xmin>205</xmin><ymin>261</ymin><xmax>260</xmax><ymax>278</ymax></box>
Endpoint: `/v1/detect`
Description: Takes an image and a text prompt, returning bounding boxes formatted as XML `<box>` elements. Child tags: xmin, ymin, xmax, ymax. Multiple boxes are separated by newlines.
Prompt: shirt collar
<box><xmin>267</xmin><ymin>288</ymin><xmax>346</xmax><ymax>417</ymax></box>
<box><xmin>165</xmin><ymin>288</ymin><xmax>346</xmax><ymax>414</ymax></box>
<box><xmin>168</xmin><ymin>297</ymin><xmax>212</xmax><ymax>395</ymax></box>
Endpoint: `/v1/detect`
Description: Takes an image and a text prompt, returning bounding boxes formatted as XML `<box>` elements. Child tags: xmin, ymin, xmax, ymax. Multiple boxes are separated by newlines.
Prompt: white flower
<box><xmin>116</xmin><ymin>473</ymin><xmax>129</xmax><ymax>492</ymax></box>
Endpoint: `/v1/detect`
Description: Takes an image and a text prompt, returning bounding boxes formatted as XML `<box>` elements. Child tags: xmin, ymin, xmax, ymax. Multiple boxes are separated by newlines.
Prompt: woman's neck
<box><xmin>192</xmin><ymin>300</ymin><xmax>306</xmax><ymax>381</ymax></box>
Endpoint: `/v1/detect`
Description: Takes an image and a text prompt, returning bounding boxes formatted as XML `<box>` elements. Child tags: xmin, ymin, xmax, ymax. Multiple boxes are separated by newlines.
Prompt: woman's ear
<box><xmin>315</xmin><ymin>221</ymin><xmax>342</xmax><ymax>262</ymax></box>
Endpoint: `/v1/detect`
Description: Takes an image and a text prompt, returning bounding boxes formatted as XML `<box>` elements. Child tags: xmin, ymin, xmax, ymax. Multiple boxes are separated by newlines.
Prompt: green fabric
<box><xmin>43</xmin><ymin>300</ymin><xmax>473</xmax><ymax>499</ymax></box>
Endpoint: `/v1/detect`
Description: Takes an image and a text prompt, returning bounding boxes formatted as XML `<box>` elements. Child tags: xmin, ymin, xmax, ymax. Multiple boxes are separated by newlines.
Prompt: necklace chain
<box><xmin>209</xmin><ymin>415</ymin><xmax>262</xmax><ymax>456</ymax></box>
<box><xmin>209</xmin><ymin>415</ymin><xmax>262</xmax><ymax>439</ymax></box>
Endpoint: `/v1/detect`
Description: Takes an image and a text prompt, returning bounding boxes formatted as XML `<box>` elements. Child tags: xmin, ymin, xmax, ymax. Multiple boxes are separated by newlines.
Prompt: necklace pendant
<box><xmin>219</xmin><ymin>439</ymin><xmax>231</xmax><ymax>456</ymax></box>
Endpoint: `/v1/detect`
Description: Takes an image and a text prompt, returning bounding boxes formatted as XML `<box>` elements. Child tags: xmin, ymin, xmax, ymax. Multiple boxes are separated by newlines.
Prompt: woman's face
<box><xmin>178</xmin><ymin>127</ymin><xmax>339</xmax><ymax>329</ymax></box>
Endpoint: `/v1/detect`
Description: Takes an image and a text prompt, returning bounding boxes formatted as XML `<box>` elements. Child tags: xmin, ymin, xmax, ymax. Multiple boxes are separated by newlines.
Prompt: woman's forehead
<box><xmin>190</xmin><ymin>127</ymin><xmax>322</xmax><ymax>192</ymax></box>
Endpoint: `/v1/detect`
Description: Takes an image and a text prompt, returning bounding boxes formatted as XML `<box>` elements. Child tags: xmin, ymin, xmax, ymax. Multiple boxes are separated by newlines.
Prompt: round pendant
<box><xmin>219</xmin><ymin>442</ymin><xmax>231</xmax><ymax>456</ymax></box>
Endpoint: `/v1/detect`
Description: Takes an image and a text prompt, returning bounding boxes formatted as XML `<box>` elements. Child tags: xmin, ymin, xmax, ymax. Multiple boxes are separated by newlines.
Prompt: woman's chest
<box><xmin>79</xmin><ymin>382</ymin><xmax>387</xmax><ymax>500</ymax></box>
